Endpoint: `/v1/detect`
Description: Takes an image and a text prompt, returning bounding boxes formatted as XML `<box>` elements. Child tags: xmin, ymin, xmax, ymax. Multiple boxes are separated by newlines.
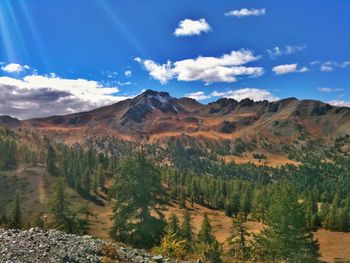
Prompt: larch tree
<box><xmin>110</xmin><ymin>151</ymin><xmax>165</xmax><ymax>248</ymax></box>
<box><xmin>9</xmin><ymin>190</ymin><xmax>21</xmax><ymax>229</ymax></box>
<box><xmin>254</xmin><ymin>184</ymin><xmax>320</xmax><ymax>262</ymax></box>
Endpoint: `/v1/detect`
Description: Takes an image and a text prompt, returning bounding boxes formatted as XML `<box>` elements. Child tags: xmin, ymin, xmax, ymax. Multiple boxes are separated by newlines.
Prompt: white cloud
<box><xmin>124</xmin><ymin>70</ymin><xmax>132</xmax><ymax>77</ymax></box>
<box><xmin>117</xmin><ymin>81</ymin><xmax>132</xmax><ymax>86</ymax></box>
<box><xmin>318</xmin><ymin>87</ymin><xmax>343</xmax><ymax>92</ymax></box>
<box><xmin>141</xmin><ymin>60</ymin><xmax>175</xmax><ymax>84</ymax></box>
<box><xmin>267</xmin><ymin>45</ymin><xmax>306</xmax><ymax>59</ymax></box>
<box><xmin>136</xmin><ymin>49</ymin><xmax>264</xmax><ymax>84</ymax></box>
<box><xmin>185</xmin><ymin>88</ymin><xmax>278</xmax><ymax>102</ymax></box>
<box><xmin>212</xmin><ymin>88</ymin><xmax>279</xmax><ymax>101</ymax></box>
<box><xmin>1</xmin><ymin>63</ymin><xmax>30</xmax><ymax>73</ymax></box>
<box><xmin>272</xmin><ymin>63</ymin><xmax>309</xmax><ymax>75</ymax></box>
<box><xmin>174</xmin><ymin>18</ymin><xmax>211</xmax><ymax>36</ymax></box>
<box><xmin>225</xmin><ymin>8</ymin><xmax>266</xmax><ymax>17</ymax></box>
<box><xmin>185</xmin><ymin>91</ymin><xmax>211</xmax><ymax>100</ymax></box>
<box><xmin>318</xmin><ymin>61</ymin><xmax>350</xmax><ymax>72</ymax></box>
<box><xmin>328</xmin><ymin>100</ymin><xmax>350</xmax><ymax>107</ymax></box>
<box><xmin>320</xmin><ymin>65</ymin><xmax>334</xmax><ymax>72</ymax></box>
<box><xmin>0</xmin><ymin>74</ymin><xmax>130</xmax><ymax>119</ymax></box>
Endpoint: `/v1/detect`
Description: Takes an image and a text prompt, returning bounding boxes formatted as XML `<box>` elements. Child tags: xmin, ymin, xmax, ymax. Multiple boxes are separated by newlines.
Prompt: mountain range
<box><xmin>1</xmin><ymin>89</ymin><xmax>350</xmax><ymax>145</ymax></box>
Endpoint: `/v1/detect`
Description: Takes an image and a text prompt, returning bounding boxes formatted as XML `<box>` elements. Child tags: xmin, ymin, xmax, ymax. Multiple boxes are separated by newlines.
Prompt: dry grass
<box><xmin>1</xmin><ymin>167</ymin><xmax>349</xmax><ymax>262</ymax></box>
<box><xmin>222</xmin><ymin>153</ymin><xmax>300</xmax><ymax>167</ymax></box>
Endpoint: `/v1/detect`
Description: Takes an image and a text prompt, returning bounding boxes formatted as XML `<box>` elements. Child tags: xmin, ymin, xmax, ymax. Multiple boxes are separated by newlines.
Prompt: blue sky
<box><xmin>0</xmin><ymin>0</ymin><xmax>349</xmax><ymax>119</ymax></box>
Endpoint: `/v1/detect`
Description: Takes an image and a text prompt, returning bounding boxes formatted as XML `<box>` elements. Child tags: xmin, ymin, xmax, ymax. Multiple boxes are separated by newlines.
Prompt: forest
<box><xmin>0</xmin><ymin>126</ymin><xmax>350</xmax><ymax>262</ymax></box>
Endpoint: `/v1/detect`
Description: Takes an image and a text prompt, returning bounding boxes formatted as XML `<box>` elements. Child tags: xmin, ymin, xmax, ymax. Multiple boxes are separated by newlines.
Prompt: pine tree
<box><xmin>46</xmin><ymin>144</ymin><xmax>57</xmax><ymax>176</ymax></box>
<box><xmin>82</xmin><ymin>168</ymin><xmax>91</xmax><ymax>194</ymax></box>
<box><xmin>226</xmin><ymin>212</ymin><xmax>251</xmax><ymax>260</ymax></box>
<box><xmin>340</xmin><ymin>196</ymin><xmax>350</xmax><ymax>232</ymax></box>
<box><xmin>167</xmin><ymin>213</ymin><xmax>180</xmax><ymax>237</ymax></box>
<box><xmin>97</xmin><ymin>164</ymin><xmax>105</xmax><ymax>189</ymax></box>
<box><xmin>231</xmin><ymin>192</ymin><xmax>240</xmax><ymax>217</ymax></box>
<box><xmin>50</xmin><ymin>177</ymin><xmax>92</xmax><ymax>234</ymax></box>
<box><xmin>50</xmin><ymin>177</ymin><xmax>72</xmax><ymax>231</ymax></box>
<box><xmin>254</xmin><ymin>184</ymin><xmax>320</xmax><ymax>262</ymax></box>
<box><xmin>9</xmin><ymin>191</ymin><xmax>21</xmax><ymax>229</ymax></box>
<box><xmin>240</xmin><ymin>190</ymin><xmax>251</xmax><ymax>219</ymax></box>
<box><xmin>324</xmin><ymin>193</ymin><xmax>340</xmax><ymax>231</ymax></box>
<box><xmin>252</xmin><ymin>189</ymin><xmax>269</xmax><ymax>223</ymax></box>
<box><xmin>110</xmin><ymin>151</ymin><xmax>165</xmax><ymax>248</ymax></box>
<box><xmin>198</xmin><ymin>213</ymin><xmax>215</xmax><ymax>245</ymax></box>
<box><xmin>180</xmin><ymin>210</ymin><xmax>193</xmax><ymax>243</ymax></box>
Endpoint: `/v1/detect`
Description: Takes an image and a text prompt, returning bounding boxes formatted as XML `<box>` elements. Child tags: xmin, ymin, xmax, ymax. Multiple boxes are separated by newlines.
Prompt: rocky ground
<box><xmin>0</xmin><ymin>228</ymin><xmax>191</xmax><ymax>263</ymax></box>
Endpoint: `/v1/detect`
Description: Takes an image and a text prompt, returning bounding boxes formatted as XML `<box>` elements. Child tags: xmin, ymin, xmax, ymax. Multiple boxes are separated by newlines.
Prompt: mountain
<box><xmin>2</xmin><ymin>89</ymin><xmax>350</xmax><ymax>145</ymax></box>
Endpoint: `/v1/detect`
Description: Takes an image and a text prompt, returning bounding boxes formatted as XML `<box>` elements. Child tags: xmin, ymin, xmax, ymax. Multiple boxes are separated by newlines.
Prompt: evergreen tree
<box><xmin>240</xmin><ymin>190</ymin><xmax>251</xmax><ymax>219</ymax></box>
<box><xmin>340</xmin><ymin>196</ymin><xmax>350</xmax><ymax>232</ymax></box>
<box><xmin>82</xmin><ymin>168</ymin><xmax>91</xmax><ymax>194</ymax></box>
<box><xmin>46</xmin><ymin>144</ymin><xmax>57</xmax><ymax>176</ymax></box>
<box><xmin>167</xmin><ymin>213</ymin><xmax>181</xmax><ymax>237</ymax></box>
<box><xmin>50</xmin><ymin>177</ymin><xmax>91</xmax><ymax>234</ymax></box>
<box><xmin>252</xmin><ymin>189</ymin><xmax>269</xmax><ymax>223</ymax></box>
<box><xmin>110</xmin><ymin>151</ymin><xmax>165</xmax><ymax>248</ymax></box>
<box><xmin>198</xmin><ymin>213</ymin><xmax>215</xmax><ymax>245</ymax></box>
<box><xmin>180</xmin><ymin>210</ymin><xmax>193</xmax><ymax>243</ymax></box>
<box><xmin>9</xmin><ymin>191</ymin><xmax>21</xmax><ymax>229</ymax></box>
<box><xmin>97</xmin><ymin>164</ymin><xmax>105</xmax><ymax>189</ymax></box>
<box><xmin>231</xmin><ymin>192</ymin><xmax>240</xmax><ymax>217</ymax></box>
<box><xmin>254</xmin><ymin>184</ymin><xmax>320</xmax><ymax>262</ymax></box>
<box><xmin>324</xmin><ymin>193</ymin><xmax>340</xmax><ymax>231</ymax></box>
<box><xmin>226</xmin><ymin>212</ymin><xmax>251</xmax><ymax>261</ymax></box>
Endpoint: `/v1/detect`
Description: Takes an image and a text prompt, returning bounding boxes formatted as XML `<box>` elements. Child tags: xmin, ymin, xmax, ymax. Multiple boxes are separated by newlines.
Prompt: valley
<box><xmin>1</xmin><ymin>91</ymin><xmax>350</xmax><ymax>262</ymax></box>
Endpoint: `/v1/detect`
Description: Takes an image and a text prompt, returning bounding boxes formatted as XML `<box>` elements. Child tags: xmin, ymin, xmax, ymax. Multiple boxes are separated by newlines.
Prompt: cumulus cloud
<box><xmin>136</xmin><ymin>49</ymin><xmax>264</xmax><ymax>84</ymax></box>
<box><xmin>225</xmin><ymin>8</ymin><xmax>266</xmax><ymax>17</ymax></box>
<box><xmin>174</xmin><ymin>18</ymin><xmax>211</xmax><ymax>37</ymax></box>
<box><xmin>272</xmin><ymin>63</ymin><xmax>309</xmax><ymax>75</ymax></box>
<box><xmin>1</xmin><ymin>63</ymin><xmax>30</xmax><ymax>73</ymax></box>
<box><xmin>141</xmin><ymin>60</ymin><xmax>175</xmax><ymax>84</ymax></box>
<box><xmin>185</xmin><ymin>88</ymin><xmax>278</xmax><ymax>102</ymax></box>
<box><xmin>124</xmin><ymin>70</ymin><xmax>132</xmax><ymax>77</ymax></box>
<box><xmin>328</xmin><ymin>100</ymin><xmax>350</xmax><ymax>107</ymax></box>
<box><xmin>318</xmin><ymin>87</ymin><xmax>343</xmax><ymax>92</ymax></box>
<box><xmin>212</xmin><ymin>88</ymin><xmax>279</xmax><ymax>101</ymax></box>
<box><xmin>267</xmin><ymin>45</ymin><xmax>306</xmax><ymax>59</ymax></box>
<box><xmin>0</xmin><ymin>74</ymin><xmax>130</xmax><ymax>119</ymax></box>
<box><xmin>185</xmin><ymin>91</ymin><xmax>212</xmax><ymax>100</ymax></box>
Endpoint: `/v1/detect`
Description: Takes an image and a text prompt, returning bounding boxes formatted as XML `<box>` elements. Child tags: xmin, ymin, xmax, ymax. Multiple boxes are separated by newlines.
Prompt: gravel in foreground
<box><xmin>0</xmin><ymin>228</ymin><xmax>191</xmax><ymax>263</ymax></box>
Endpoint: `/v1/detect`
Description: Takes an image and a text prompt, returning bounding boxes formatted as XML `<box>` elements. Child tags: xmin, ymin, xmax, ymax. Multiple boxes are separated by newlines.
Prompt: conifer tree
<box><xmin>240</xmin><ymin>190</ymin><xmax>251</xmax><ymax>219</ymax></box>
<box><xmin>252</xmin><ymin>189</ymin><xmax>269</xmax><ymax>223</ymax></box>
<box><xmin>198</xmin><ymin>213</ymin><xmax>215</xmax><ymax>245</ymax></box>
<box><xmin>340</xmin><ymin>196</ymin><xmax>350</xmax><ymax>232</ymax></box>
<box><xmin>180</xmin><ymin>210</ymin><xmax>193</xmax><ymax>243</ymax></box>
<box><xmin>110</xmin><ymin>151</ymin><xmax>165</xmax><ymax>248</ymax></box>
<box><xmin>254</xmin><ymin>184</ymin><xmax>320</xmax><ymax>262</ymax></box>
<box><xmin>197</xmin><ymin>214</ymin><xmax>222</xmax><ymax>263</ymax></box>
<box><xmin>167</xmin><ymin>213</ymin><xmax>180</xmax><ymax>237</ymax></box>
<box><xmin>46</xmin><ymin>144</ymin><xmax>57</xmax><ymax>176</ymax></box>
<box><xmin>231</xmin><ymin>192</ymin><xmax>240</xmax><ymax>217</ymax></box>
<box><xmin>226</xmin><ymin>212</ymin><xmax>251</xmax><ymax>260</ymax></box>
<box><xmin>9</xmin><ymin>191</ymin><xmax>21</xmax><ymax>229</ymax></box>
<box><xmin>324</xmin><ymin>193</ymin><xmax>340</xmax><ymax>231</ymax></box>
<box><xmin>50</xmin><ymin>177</ymin><xmax>92</xmax><ymax>234</ymax></box>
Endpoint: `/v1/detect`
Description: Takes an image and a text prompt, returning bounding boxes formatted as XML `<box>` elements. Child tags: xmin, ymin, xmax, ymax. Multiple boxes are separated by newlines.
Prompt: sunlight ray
<box><xmin>18</xmin><ymin>0</ymin><xmax>51</xmax><ymax>71</ymax></box>
<box><xmin>97</xmin><ymin>0</ymin><xmax>146</xmax><ymax>58</ymax></box>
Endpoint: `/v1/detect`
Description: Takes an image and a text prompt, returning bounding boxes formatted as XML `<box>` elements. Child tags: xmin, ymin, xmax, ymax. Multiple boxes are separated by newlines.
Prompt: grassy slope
<box><xmin>0</xmin><ymin>166</ymin><xmax>349</xmax><ymax>262</ymax></box>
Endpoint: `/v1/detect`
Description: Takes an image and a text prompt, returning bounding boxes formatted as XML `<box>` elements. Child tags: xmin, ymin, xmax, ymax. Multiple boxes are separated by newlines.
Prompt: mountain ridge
<box><xmin>1</xmin><ymin>89</ymin><xmax>350</xmax><ymax>144</ymax></box>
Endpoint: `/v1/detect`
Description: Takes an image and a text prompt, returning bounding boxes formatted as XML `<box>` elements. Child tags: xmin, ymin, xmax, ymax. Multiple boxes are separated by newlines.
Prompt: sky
<box><xmin>0</xmin><ymin>0</ymin><xmax>349</xmax><ymax>119</ymax></box>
